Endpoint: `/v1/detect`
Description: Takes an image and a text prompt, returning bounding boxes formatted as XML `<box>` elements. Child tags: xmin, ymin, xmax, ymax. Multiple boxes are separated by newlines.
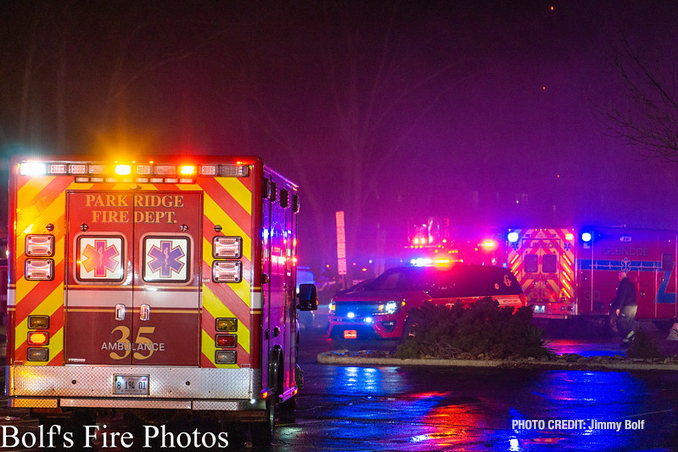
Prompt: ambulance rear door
<box><xmin>64</xmin><ymin>190</ymin><xmax>202</xmax><ymax>366</ymax></box>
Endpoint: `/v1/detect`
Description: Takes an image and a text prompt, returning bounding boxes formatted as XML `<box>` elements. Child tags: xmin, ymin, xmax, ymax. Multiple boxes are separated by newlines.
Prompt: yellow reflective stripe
<box><xmin>202</xmin><ymin>285</ymin><xmax>250</xmax><ymax>354</ymax></box>
<box><xmin>16</xmin><ymin>284</ymin><xmax>65</xmax><ymax>364</ymax></box>
<box><xmin>16</xmin><ymin>284</ymin><xmax>64</xmax><ymax>339</ymax></box>
<box><xmin>15</xmin><ymin>235</ymin><xmax>65</xmax><ymax>303</ymax></box>
<box><xmin>216</xmin><ymin>177</ymin><xmax>251</xmax><ymax>215</ymax></box>
<box><xmin>203</xmin><ymin>193</ymin><xmax>251</xmax><ymax>260</ymax></box>
<box><xmin>18</xmin><ymin>176</ymin><xmax>55</xmax><ymax>205</ymax></box>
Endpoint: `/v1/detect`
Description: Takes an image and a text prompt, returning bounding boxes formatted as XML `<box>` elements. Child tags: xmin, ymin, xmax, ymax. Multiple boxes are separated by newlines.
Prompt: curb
<box><xmin>317</xmin><ymin>351</ymin><xmax>678</xmax><ymax>372</ymax></box>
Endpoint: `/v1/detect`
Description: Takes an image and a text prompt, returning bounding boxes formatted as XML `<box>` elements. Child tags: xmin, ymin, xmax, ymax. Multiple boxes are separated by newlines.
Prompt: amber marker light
<box><xmin>179</xmin><ymin>165</ymin><xmax>196</xmax><ymax>176</ymax></box>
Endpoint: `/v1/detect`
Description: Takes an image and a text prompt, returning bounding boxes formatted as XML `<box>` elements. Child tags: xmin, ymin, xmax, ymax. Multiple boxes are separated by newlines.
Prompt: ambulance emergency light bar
<box><xmin>18</xmin><ymin>160</ymin><xmax>249</xmax><ymax>181</ymax></box>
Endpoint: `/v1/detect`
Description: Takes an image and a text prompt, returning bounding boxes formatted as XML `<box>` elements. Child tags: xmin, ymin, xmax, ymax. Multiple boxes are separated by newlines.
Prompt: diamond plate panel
<box><xmin>9</xmin><ymin>366</ymin><xmax>261</xmax><ymax>400</ymax></box>
<box><xmin>60</xmin><ymin>398</ymin><xmax>191</xmax><ymax>409</ymax></box>
<box><xmin>192</xmin><ymin>400</ymin><xmax>246</xmax><ymax>411</ymax></box>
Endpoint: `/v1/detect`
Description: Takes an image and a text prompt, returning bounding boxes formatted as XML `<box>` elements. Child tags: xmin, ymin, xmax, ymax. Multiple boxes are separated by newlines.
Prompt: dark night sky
<box><xmin>1</xmin><ymin>1</ymin><xmax>677</xmax><ymax>272</ymax></box>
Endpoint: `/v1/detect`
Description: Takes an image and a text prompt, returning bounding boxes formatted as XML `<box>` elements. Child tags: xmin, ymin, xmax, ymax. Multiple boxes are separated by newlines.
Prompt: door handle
<box><xmin>140</xmin><ymin>304</ymin><xmax>150</xmax><ymax>321</ymax></box>
<box><xmin>115</xmin><ymin>304</ymin><xmax>126</xmax><ymax>321</ymax></box>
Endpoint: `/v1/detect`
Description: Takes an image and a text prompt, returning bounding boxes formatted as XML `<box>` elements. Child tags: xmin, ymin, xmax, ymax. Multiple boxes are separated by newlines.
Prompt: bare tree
<box><xmin>604</xmin><ymin>34</ymin><xmax>678</xmax><ymax>161</ymax></box>
<box><xmin>243</xmin><ymin>2</ymin><xmax>459</xmax><ymax>279</ymax></box>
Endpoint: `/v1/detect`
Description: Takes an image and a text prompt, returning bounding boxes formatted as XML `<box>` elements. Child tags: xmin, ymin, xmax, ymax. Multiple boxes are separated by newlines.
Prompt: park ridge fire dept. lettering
<box><xmin>85</xmin><ymin>194</ymin><xmax>185</xmax><ymax>224</ymax></box>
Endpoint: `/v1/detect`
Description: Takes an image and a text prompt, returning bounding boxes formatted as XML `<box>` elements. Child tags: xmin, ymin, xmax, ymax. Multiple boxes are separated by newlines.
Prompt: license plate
<box><xmin>343</xmin><ymin>330</ymin><xmax>358</xmax><ymax>339</ymax></box>
<box><xmin>114</xmin><ymin>375</ymin><xmax>149</xmax><ymax>395</ymax></box>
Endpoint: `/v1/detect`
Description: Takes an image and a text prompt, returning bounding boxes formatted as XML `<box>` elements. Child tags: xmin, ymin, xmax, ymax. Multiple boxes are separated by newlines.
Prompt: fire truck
<box><xmin>6</xmin><ymin>154</ymin><xmax>317</xmax><ymax>446</ymax></box>
<box><xmin>407</xmin><ymin>218</ymin><xmax>506</xmax><ymax>267</ymax></box>
<box><xmin>507</xmin><ymin>227</ymin><xmax>678</xmax><ymax>331</ymax></box>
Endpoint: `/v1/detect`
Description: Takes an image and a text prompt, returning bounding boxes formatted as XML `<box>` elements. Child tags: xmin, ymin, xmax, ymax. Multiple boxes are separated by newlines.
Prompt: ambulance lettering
<box><xmin>103</xmin><ymin>326</ymin><xmax>165</xmax><ymax>360</ymax></box>
<box><xmin>87</xmin><ymin>194</ymin><xmax>185</xmax><ymax>224</ymax></box>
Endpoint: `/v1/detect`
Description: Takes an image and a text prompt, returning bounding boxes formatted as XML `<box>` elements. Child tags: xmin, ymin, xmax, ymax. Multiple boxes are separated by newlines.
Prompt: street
<box><xmin>2</xmin><ymin>323</ymin><xmax>678</xmax><ymax>451</ymax></box>
<box><xmin>272</xmin><ymin>324</ymin><xmax>678</xmax><ymax>451</ymax></box>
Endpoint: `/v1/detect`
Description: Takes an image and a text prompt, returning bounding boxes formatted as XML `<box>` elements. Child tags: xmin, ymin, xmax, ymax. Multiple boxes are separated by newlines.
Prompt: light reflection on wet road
<box><xmin>271</xmin><ymin>328</ymin><xmax>678</xmax><ymax>451</ymax></box>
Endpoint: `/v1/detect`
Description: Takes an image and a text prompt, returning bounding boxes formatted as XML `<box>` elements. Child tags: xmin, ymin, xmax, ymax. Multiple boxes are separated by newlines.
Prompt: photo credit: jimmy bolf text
<box><xmin>511</xmin><ymin>419</ymin><xmax>646</xmax><ymax>432</ymax></box>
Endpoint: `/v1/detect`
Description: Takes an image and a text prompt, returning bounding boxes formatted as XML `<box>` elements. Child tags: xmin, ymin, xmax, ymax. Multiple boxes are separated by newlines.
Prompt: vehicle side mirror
<box><xmin>297</xmin><ymin>283</ymin><xmax>318</xmax><ymax>311</ymax></box>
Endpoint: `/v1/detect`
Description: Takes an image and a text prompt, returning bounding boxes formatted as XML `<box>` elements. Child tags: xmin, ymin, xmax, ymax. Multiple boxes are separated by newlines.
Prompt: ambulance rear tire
<box><xmin>248</xmin><ymin>392</ymin><xmax>277</xmax><ymax>447</ymax></box>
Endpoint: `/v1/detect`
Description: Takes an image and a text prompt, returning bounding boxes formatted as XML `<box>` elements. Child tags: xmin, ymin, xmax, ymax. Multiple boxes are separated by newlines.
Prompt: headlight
<box><xmin>328</xmin><ymin>301</ymin><xmax>335</xmax><ymax>314</ymax></box>
<box><xmin>377</xmin><ymin>301</ymin><xmax>401</xmax><ymax>315</ymax></box>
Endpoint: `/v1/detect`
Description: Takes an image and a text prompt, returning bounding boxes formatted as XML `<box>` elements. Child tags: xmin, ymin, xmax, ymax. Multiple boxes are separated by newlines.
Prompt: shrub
<box><xmin>626</xmin><ymin>328</ymin><xmax>664</xmax><ymax>360</ymax></box>
<box><xmin>394</xmin><ymin>297</ymin><xmax>552</xmax><ymax>360</ymax></box>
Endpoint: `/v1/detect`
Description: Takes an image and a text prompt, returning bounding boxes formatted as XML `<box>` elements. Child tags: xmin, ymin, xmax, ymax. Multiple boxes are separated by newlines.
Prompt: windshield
<box><xmin>368</xmin><ymin>267</ymin><xmax>429</xmax><ymax>291</ymax></box>
<box><xmin>367</xmin><ymin>265</ymin><xmax>522</xmax><ymax>297</ymax></box>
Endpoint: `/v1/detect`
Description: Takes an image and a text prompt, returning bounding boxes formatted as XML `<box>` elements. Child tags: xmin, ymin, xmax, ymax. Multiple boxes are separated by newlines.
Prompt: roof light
<box><xmin>507</xmin><ymin>232</ymin><xmax>519</xmax><ymax>243</ymax></box>
<box><xmin>48</xmin><ymin>164</ymin><xmax>67</xmax><ymax>174</ymax></box>
<box><xmin>179</xmin><ymin>165</ymin><xmax>196</xmax><ymax>176</ymax></box>
<box><xmin>220</xmin><ymin>165</ymin><xmax>248</xmax><ymax>177</ymax></box>
<box><xmin>137</xmin><ymin>165</ymin><xmax>153</xmax><ymax>175</ymax></box>
<box><xmin>200</xmin><ymin>165</ymin><xmax>218</xmax><ymax>176</ymax></box>
<box><xmin>410</xmin><ymin>258</ymin><xmax>433</xmax><ymax>267</ymax></box>
<box><xmin>115</xmin><ymin>165</ymin><xmax>131</xmax><ymax>175</ymax></box>
<box><xmin>155</xmin><ymin>165</ymin><xmax>176</xmax><ymax>176</ymax></box>
<box><xmin>88</xmin><ymin>164</ymin><xmax>107</xmax><ymax>174</ymax></box>
<box><xmin>20</xmin><ymin>162</ymin><xmax>47</xmax><ymax>176</ymax></box>
<box><xmin>481</xmin><ymin>239</ymin><xmax>498</xmax><ymax>251</ymax></box>
<box><xmin>69</xmin><ymin>164</ymin><xmax>88</xmax><ymax>174</ymax></box>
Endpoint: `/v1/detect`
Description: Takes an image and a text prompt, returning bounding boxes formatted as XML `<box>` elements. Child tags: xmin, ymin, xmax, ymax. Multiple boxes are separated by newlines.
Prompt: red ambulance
<box><xmin>507</xmin><ymin>227</ymin><xmax>678</xmax><ymax>332</ymax></box>
<box><xmin>6</xmin><ymin>155</ymin><xmax>317</xmax><ymax>446</ymax></box>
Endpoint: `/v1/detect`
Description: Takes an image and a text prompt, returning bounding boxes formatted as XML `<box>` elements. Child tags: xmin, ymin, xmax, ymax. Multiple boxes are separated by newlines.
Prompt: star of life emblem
<box><xmin>143</xmin><ymin>237</ymin><xmax>189</xmax><ymax>282</ymax></box>
<box><xmin>78</xmin><ymin>237</ymin><xmax>123</xmax><ymax>281</ymax></box>
<box><xmin>620</xmin><ymin>257</ymin><xmax>631</xmax><ymax>273</ymax></box>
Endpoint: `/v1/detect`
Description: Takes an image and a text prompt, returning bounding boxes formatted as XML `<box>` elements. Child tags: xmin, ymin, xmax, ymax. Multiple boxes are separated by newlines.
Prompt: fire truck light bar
<box><xmin>21</xmin><ymin>161</ymin><xmax>250</xmax><ymax>180</ymax></box>
<box><xmin>220</xmin><ymin>165</ymin><xmax>248</xmax><ymax>177</ymax></box>
<box><xmin>115</xmin><ymin>164</ymin><xmax>132</xmax><ymax>175</ymax></box>
<box><xmin>19</xmin><ymin>162</ymin><xmax>47</xmax><ymax>176</ymax></box>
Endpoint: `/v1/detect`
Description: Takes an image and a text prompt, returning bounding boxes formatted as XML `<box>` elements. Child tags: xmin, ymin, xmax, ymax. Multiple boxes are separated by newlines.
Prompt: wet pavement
<box><xmin>274</xmin><ymin>321</ymin><xmax>678</xmax><ymax>451</ymax></box>
<box><xmin>1</xmin><ymin>320</ymin><xmax>678</xmax><ymax>451</ymax></box>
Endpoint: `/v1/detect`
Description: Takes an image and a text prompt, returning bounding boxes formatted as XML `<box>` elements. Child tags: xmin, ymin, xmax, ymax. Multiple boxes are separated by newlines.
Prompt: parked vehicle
<box><xmin>328</xmin><ymin>264</ymin><xmax>526</xmax><ymax>340</ymax></box>
<box><xmin>507</xmin><ymin>227</ymin><xmax>678</xmax><ymax>333</ymax></box>
<box><xmin>6</xmin><ymin>154</ymin><xmax>317</xmax><ymax>445</ymax></box>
